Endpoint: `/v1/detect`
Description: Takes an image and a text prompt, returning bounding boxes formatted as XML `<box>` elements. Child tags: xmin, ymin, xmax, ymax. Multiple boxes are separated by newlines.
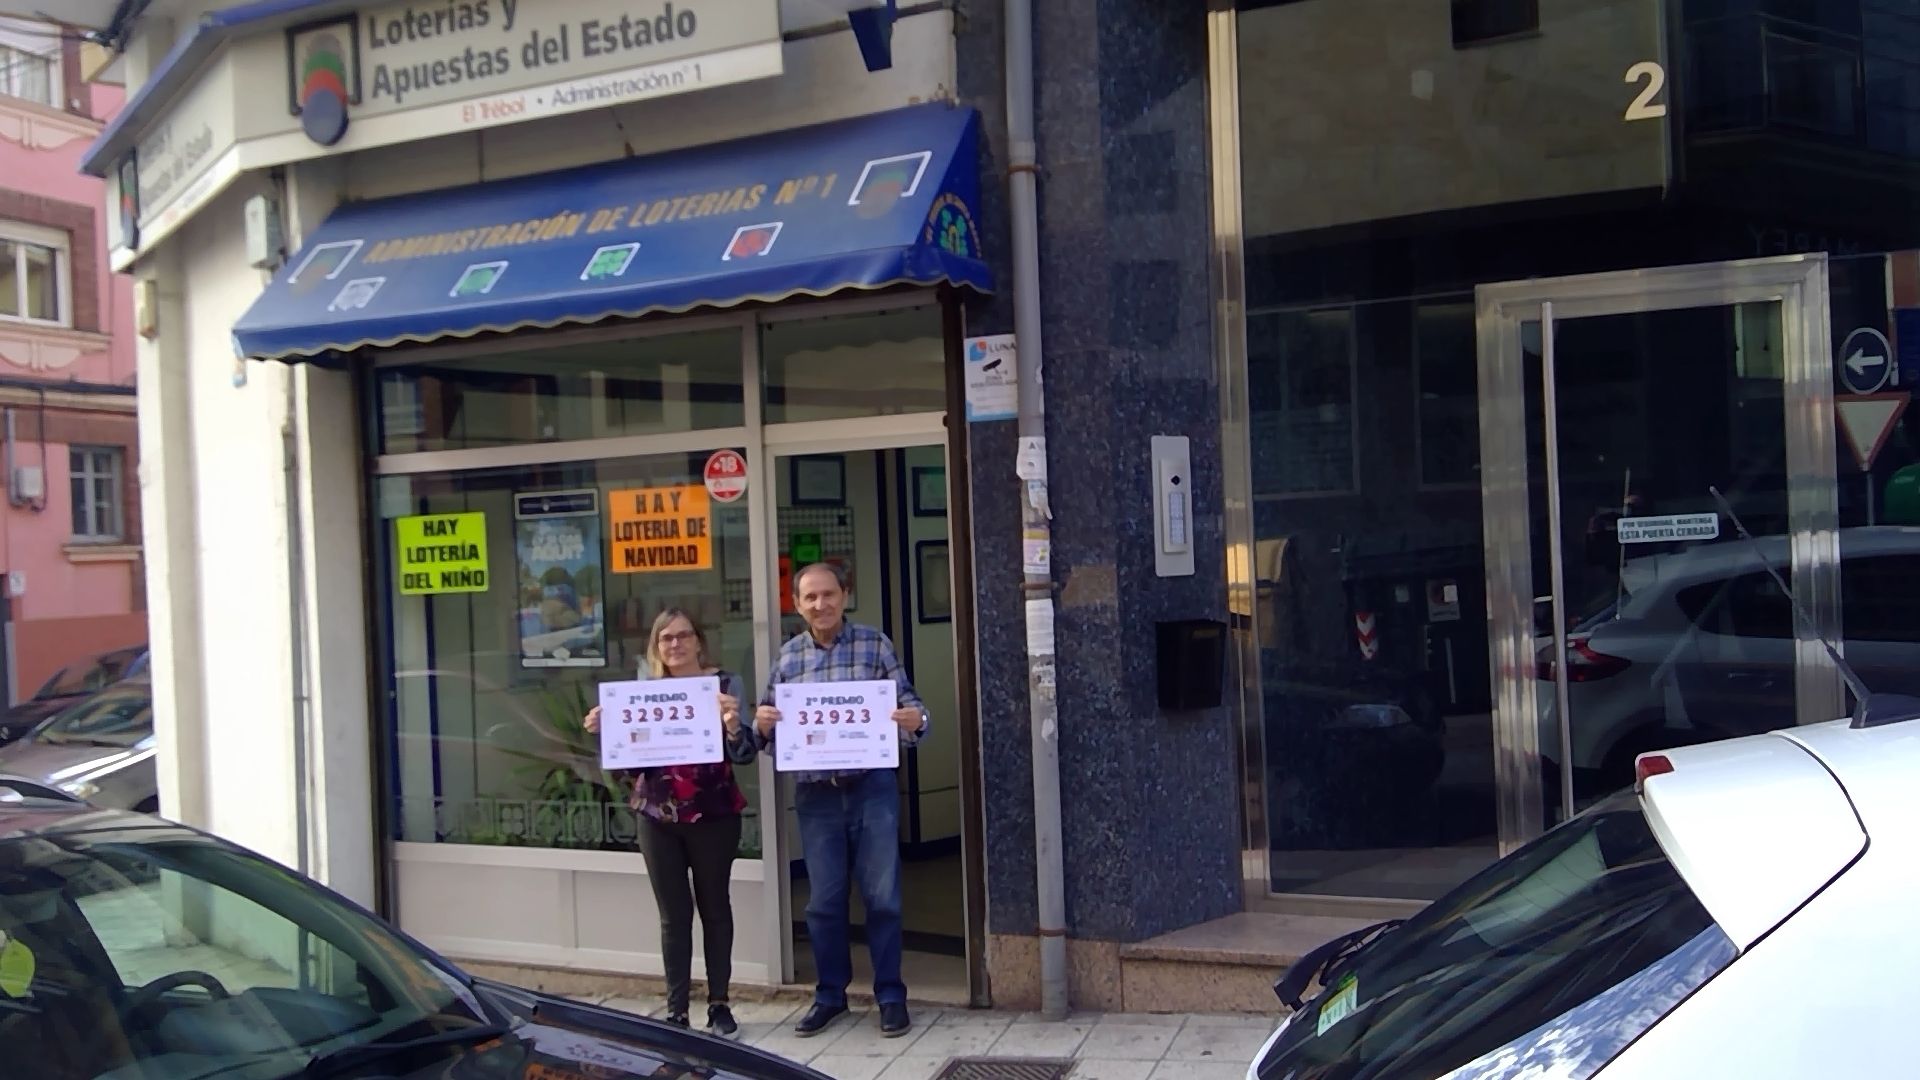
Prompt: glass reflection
<box><xmin>761</xmin><ymin>306</ymin><xmax>946</xmax><ymax>423</ymax></box>
<box><xmin>1252</xmin><ymin>297</ymin><xmax>1499</xmax><ymax>901</ymax></box>
<box><xmin>1527</xmin><ymin>304</ymin><xmax>1792</xmax><ymax>825</ymax></box>
<box><xmin>379</xmin><ymin>453</ymin><xmax>760</xmax><ymax>856</ymax></box>
<box><xmin>377</xmin><ymin>330</ymin><xmax>745</xmax><ymax>454</ymax></box>
<box><xmin>1234</xmin><ymin>0</ymin><xmax>1920</xmax><ymax>897</ymax></box>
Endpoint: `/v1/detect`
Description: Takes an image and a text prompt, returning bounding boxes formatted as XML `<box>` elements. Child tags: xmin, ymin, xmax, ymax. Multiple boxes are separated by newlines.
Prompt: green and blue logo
<box><xmin>295</xmin><ymin>29</ymin><xmax>351</xmax><ymax>146</ymax></box>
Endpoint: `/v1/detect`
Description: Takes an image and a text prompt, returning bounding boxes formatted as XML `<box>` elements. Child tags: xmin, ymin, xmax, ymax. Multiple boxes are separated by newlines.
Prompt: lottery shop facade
<box><xmin>79</xmin><ymin>0</ymin><xmax>1019</xmax><ymax>1006</ymax></box>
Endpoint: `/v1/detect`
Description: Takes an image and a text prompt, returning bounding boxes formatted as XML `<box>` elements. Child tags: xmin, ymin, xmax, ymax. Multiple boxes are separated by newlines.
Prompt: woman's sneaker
<box><xmin>664</xmin><ymin>1010</ymin><xmax>690</xmax><ymax>1028</ymax></box>
<box><xmin>707</xmin><ymin>1003</ymin><xmax>738</xmax><ymax>1037</ymax></box>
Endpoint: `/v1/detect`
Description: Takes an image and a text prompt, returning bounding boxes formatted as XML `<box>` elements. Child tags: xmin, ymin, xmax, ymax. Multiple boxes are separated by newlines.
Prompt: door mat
<box><xmin>931</xmin><ymin>1060</ymin><xmax>1075</xmax><ymax>1080</ymax></box>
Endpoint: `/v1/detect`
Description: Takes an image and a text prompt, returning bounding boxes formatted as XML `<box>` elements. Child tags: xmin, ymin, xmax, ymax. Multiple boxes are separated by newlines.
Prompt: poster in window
<box><xmin>514</xmin><ymin>489</ymin><xmax>607</xmax><ymax>668</ymax></box>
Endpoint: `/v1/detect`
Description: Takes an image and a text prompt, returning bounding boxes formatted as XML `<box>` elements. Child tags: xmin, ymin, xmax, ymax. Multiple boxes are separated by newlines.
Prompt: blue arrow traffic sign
<box><xmin>1840</xmin><ymin>327</ymin><xmax>1893</xmax><ymax>395</ymax></box>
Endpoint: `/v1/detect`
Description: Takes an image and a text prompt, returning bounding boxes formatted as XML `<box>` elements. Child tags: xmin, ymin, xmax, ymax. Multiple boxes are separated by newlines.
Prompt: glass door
<box><xmin>758</xmin><ymin>431</ymin><xmax>972</xmax><ymax>1005</ymax></box>
<box><xmin>1477</xmin><ymin>255</ymin><xmax>1844</xmax><ymax>849</ymax></box>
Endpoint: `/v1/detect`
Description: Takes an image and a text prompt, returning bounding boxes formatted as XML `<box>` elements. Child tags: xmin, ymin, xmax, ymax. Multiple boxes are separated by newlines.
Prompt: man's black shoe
<box><xmin>793</xmin><ymin>1003</ymin><xmax>847</xmax><ymax>1037</ymax></box>
<box><xmin>707</xmin><ymin>1003</ymin><xmax>738</xmax><ymax>1037</ymax></box>
<box><xmin>879</xmin><ymin>1002</ymin><xmax>912</xmax><ymax>1038</ymax></box>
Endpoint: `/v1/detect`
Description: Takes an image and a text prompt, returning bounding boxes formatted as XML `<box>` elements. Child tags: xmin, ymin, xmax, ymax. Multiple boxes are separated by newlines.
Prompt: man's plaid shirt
<box><xmin>756</xmin><ymin>621</ymin><xmax>928</xmax><ymax>785</ymax></box>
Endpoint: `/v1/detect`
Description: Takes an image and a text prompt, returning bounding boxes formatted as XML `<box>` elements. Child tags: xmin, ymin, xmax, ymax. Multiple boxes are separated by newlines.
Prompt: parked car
<box><xmin>0</xmin><ymin>773</ymin><xmax>78</xmax><ymax>803</ymax></box>
<box><xmin>0</xmin><ymin>786</ymin><xmax>828</xmax><ymax>1080</ymax></box>
<box><xmin>0</xmin><ymin>645</ymin><xmax>147</xmax><ymax>747</ymax></box>
<box><xmin>1248</xmin><ymin>706</ymin><xmax>1920</xmax><ymax>1078</ymax></box>
<box><xmin>1535</xmin><ymin>525</ymin><xmax>1920</xmax><ymax>804</ymax></box>
<box><xmin>0</xmin><ymin>675</ymin><xmax>156</xmax><ymax>811</ymax></box>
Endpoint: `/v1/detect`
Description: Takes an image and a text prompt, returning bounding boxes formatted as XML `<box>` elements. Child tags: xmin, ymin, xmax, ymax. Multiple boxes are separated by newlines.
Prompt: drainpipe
<box><xmin>1004</xmin><ymin>0</ymin><xmax>1068</xmax><ymax>1020</ymax></box>
<box><xmin>282</xmin><ymin>368</ymin><xmax>312</xmax><ymax>878</ymax></box>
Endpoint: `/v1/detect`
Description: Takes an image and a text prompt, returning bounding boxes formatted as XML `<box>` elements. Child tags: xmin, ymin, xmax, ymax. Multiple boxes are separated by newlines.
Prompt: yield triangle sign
<box><xmin>1836</xmin><ymin>393</ymin><xmax>1910</xmax><ymax>472</ymax></box>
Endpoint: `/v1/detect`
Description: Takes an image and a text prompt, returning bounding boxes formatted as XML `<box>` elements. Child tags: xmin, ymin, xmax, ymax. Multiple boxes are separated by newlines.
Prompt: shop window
<box><xmin>0</xmin><ymin>41</ymin><xmax>57</xmax><ymax>107</ymax></box>
<box><xmin>378</xmin><ymin>450</ymin><xmax>761</xmax><ymax>855</ymax></box>
<box><xmin>0</xmin><ymin>222</ymin><xmax>68</xmax><ymax>326</ymax></box>
<box><xmin>1247</xmin><ymin>307</ymin><xmax>1356</xmax><ymax>496</ymax></box>
<box><xmin>761</xmin><ymin>305</ymin><xmax>945</xmax><ymax>424</ymax></box>
<box><xmin>377</xmin><ymin>329</ymin><xmax>744</xmax><ymax>454</ymax></box>
<box><xmin>70</xmin><ymin>446</ymin><xmax>123</xmax><ymax>542</ymax></box>
<box><xmin>1451</xmin><ymin>0</ymin><xmax>1538</xmax><ymax>47</ymax></box>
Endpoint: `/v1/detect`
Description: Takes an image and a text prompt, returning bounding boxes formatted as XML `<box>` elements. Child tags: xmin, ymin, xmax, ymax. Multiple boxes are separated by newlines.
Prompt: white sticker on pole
<box><xmin>1025</xmin><ymin>598</ymin><xmax>1057</xmax><ymax>655</ymax></box>
<box><xmin>1616</xmin><ymin>513</ymin><xmax>1720</xmax><ymax>545</ymax></box>
<box><xmin>1016</xmin><ymin>436</ymin><xmax>1047</xmax><ymax>481</ymax></box>
<box><xmin>964</xmin><ymin>334</ymin><xmax>1018</xmax><ymax>422</ymax></box>
<box><xmin>1022</xmin><ymin>529</ymin><xmax>1051</xmax><ymax>575</ymax></box>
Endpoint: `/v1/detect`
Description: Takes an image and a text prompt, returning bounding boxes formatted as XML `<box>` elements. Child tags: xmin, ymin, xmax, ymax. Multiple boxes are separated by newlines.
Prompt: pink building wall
<box><xmin>0</xmin><ymin>26</ymin><xmax>144</xmax><ymax>699</ymax></box>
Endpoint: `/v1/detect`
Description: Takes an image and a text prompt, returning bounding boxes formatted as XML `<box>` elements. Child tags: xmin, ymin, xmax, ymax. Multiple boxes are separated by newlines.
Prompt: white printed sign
<box><xmin>597</xmin><ymin>676</ymin><xmax>722</xmax><ymax>770</ymax></box>
<box><xmin>773</xmin><ymin>680</ymin><xmax>899</xmax><ymax>772</ymax></box>
<box><xmin>964</xmin><ymin>334</ymin><xmax>1018</xmax><ymax>422</ymax></box>
<box><xmin>1616</xmin><ymin>514</ymin><xmax>1720</xmax><ymax>545</ymax></box>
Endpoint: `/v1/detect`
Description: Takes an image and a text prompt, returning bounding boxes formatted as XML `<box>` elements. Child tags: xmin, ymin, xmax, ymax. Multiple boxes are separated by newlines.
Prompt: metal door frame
<box><xmin>1476</xmin><ymin>254</ymin><xmax>1841</xmax><ymax>853</ymax></box>
<box><xmin>757</xmin><ymin>418</ymin><xmax>973</xmax><ymax>996</ymax></box>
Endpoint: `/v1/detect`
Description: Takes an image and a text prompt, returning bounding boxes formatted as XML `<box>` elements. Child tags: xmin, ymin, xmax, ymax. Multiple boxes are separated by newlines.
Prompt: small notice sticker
<box><xmin>0</xmin><ymin>934</ymin><xmax>35</xmax><ymax>997</ymax></box>
<box><xmin>1316</xmin><ymin>974</ymin><xmax>1358</xmax><ymax>1036</ymax></box>
<box><xmin>1616</xmin><ymin>513</ymin><xmax>1720</xmax><ymax>545</ymax></box>
<box><xmin>1022</xmin><ymin>530</ymin><xmax>1051</xmax><ymax>575</ymax></box>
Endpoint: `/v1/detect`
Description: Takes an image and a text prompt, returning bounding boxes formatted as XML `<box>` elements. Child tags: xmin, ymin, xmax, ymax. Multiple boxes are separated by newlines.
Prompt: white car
<box><xmin>1537</xmin><ymin>525</ymin><xmax>1920</xmax><ymax>803</ymax></box>
<box><xmin>1248</xmin><ymin>705</ymin><xmax>1920</xmax><ymax>1078</ymax></box>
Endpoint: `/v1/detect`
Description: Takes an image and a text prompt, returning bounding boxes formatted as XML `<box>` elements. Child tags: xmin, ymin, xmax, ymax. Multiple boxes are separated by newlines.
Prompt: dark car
<box><xmin>0</xmin><ymin>785</ymin><xmax>828</xmax><ymax>1080</ymax></box>
<box><xmin>0</xmin><ymin>645</ymin><xmax>148</xmax><ymax>747</ymax></box>
<box><xmin>0</xmin><ymin>674</ymin><xmax>157</xmax><ymax>810</ymax></box>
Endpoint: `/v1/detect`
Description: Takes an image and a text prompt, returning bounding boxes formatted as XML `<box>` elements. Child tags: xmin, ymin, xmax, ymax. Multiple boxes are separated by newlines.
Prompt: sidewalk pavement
<box><xmin>585</xmin><ymin>994</ymin><xmax>1277</xmax><ymax>1079</ymax></box>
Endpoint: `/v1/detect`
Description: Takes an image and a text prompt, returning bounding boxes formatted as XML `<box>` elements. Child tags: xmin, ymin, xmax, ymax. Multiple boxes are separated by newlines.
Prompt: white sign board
<box><xmin>1616</xmin><ymin>513</ymin><xmax>1720</xmax><ymax>545</ymax></box>
<box><xmin>597</xmin><ymin>676</ymin><xmax>723</xmax><ymax>769</ymax></box>
<box><xmin>106</xmin><ymin>0</ymin><xmax>784</xmax><ymax>264</ymax></box>
<box><xmin>964</xmin><ymin>334</ymin><xmax>1017</xmax><ymax>422</ymax></box>
<box><xmin>773</xmin><ymin>680</ymin><xmax>898</xmax><ymax>772</ymax></box>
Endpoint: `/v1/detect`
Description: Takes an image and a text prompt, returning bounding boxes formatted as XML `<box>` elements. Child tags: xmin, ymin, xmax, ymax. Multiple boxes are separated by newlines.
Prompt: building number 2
<box><xmin>1624</xmin><ymin>61</ymin><xmax>1668</xmax><ymax>122</ymax></box>
<box><xmin>794</xmin><ymin>709</ymin><xmax>873</xmax><ymax>725</ymax></box>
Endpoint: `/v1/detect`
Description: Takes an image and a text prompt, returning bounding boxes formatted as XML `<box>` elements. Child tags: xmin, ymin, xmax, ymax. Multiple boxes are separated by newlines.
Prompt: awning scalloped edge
<box><xmin>244</xmin><ymin>273</ymin><xmax>991</xmax><ymax>363</ymax></box>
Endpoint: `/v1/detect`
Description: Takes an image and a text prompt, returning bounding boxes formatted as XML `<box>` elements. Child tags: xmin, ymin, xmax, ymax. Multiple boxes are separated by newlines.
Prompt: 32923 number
<box><xmin>793</xmin><ymin>709</ymin><xmax>873</xmax><ymax>726</ymax></box>
<box><xmin>621</xmin><ymin>705</ymin><xmax>687</xmax><ymax>723</ymax></box>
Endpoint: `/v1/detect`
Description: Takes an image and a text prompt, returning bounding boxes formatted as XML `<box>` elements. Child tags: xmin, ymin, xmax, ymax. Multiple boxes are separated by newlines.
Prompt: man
<box><xmin>754</xmin><ymin>562</ymin><xmax>929</xmax><ymax>1039</ymax></box>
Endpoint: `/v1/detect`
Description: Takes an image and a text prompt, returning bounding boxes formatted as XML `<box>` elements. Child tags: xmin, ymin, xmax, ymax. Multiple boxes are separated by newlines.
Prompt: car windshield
<box><xmin>1256</xmin><ymin>795</ymin><xmax>1736</xmax><ymax>1080</ymax></box>
<box><xmin>33</xmin><ymin>651</ymin><xmax>142</xmax><ymax>701</ymax></box>
<box><xmin>37</xmin><ymin>685</ymin><xmax>153</xmax><ymax>748</ymax></box>
<box><xmin>0</xmin><ymin>822</ymin><xmax>490</xmax><ymax>1080</ymax></box>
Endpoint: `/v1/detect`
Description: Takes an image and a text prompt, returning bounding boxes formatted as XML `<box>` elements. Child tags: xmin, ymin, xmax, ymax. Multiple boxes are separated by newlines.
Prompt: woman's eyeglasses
<box><xmin>658</xmin><ymin>631</ymin><xmax>697</xmax><ymax>645</ymax></box>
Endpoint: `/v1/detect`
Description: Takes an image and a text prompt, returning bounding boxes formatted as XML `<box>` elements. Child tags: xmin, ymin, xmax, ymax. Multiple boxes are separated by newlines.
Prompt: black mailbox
<box><xmin>1156</xmin><ymin>618</ymin><xmax>1226</xmax><ymax>712</ymax></box>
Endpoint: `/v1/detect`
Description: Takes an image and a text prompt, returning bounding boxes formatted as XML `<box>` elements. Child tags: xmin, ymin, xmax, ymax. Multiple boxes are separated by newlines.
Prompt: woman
<box><xmin>585</xmin><ymin>609</ymin><xmax>753</xmax><ymax>1035</ymax></box>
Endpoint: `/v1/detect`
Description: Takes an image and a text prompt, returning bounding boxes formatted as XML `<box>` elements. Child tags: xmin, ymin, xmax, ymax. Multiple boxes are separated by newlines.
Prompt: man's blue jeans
<box><xmin>794</xmin><ymin>769</ymin><xmax>906</xmax><ymax>1007</ymax></box>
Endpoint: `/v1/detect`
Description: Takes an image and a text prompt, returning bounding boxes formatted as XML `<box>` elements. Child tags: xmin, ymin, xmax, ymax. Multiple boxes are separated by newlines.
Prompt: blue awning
<box><xmin>232</xmin><ymin>103</ymin><xmax>991</xmax><ymax>361</ymax></box>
